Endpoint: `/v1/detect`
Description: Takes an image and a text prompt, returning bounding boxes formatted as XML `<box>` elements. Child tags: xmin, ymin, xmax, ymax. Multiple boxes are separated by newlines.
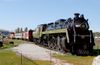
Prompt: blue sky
<box><xmin>0</xmin><ymin>0</ymin><xmax>99</xmax><ymax>32</ymax></box>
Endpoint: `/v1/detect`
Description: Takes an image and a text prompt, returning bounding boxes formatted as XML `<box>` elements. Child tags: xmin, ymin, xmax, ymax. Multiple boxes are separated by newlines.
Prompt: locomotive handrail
<box><xmin>73</xmin><ymin>34</ymin><xmax>90</xmax><ymax>37</ymax></box>
<box><xmin>65</xmin><ymin>29</ymin><xmax>69</xmax><ymax>43</ymax></box>
<box><xmin>72</xmin><ymin>20</ymin><xmax>76</xmax><ymax>44</ymax></box>
<box><xmin>90</xmin><ymin>31</ymin><xmax>92</xmax><ymax>43</ymax></box>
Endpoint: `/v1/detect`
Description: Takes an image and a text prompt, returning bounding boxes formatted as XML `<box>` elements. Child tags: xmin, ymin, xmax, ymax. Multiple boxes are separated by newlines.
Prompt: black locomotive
<box><xmin>32</xmin><ymin>13</ymin><xmax>95</xmax><ymax>55</ymax></box>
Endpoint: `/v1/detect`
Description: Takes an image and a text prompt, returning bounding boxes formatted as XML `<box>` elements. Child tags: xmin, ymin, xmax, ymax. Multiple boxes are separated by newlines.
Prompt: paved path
<box><xmin>92</xmin><ymin>55</ymin><xmax>100</xmax><ymax>65</ymax></box>
<box><xmin>11</xmin><ymin>42</ymin><xmax>72</xmax><ymax>65</ymax></box>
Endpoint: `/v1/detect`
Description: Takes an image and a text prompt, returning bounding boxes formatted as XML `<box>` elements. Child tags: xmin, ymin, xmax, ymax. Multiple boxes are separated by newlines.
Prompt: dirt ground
<box><xmin>11</xmin><ymin>42</ymin><xmax>72</xmax><ymax>65</ymax></box>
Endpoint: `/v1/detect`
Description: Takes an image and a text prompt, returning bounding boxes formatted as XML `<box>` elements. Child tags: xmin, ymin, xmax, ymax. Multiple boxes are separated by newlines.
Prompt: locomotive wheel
<box><xmin>53</xmin><ymin>37</ymin><xmax>58</xmax><ymax>50</ymax></box>
<box><xmin>56</xmin><ymin>36</ymin><xmax>61</xmax><ymax>51</ymax></box>
<box><xmin>61</xmin><ymin>37</ymin><xmax>70</xmax><ymax>53</ymax></box>
<box><xmin>70</xmin><ymin>45</ymin><xmax>76</xmax><ymax>55</ymax></box>
<box><xmin>48</xmin><ymin>41</ymin><xmax>53</xmax><ymax>49</ymax></box>
<box><xmin>41</xmin><ymin>35</ymin><xmax>48</xmax><ymax>46</ymax></box>
<box><xmin>48</xmin><ymin>37</ymin><xmax>56</xmax><ymax>50</ymax></box>
<box><xmin>88</xmin><ymin>45</ymin><xmax>93</xmax><ymax>56</ymax></box>
<box><xmin>56</xmin><ymin>36</ymin><xmax>64</xmax><ymax>53</ymax></box>
<box><xmin>51</xmin><ymin>37</ymin><xmax>56</xmax><ymax>50</ymax></box>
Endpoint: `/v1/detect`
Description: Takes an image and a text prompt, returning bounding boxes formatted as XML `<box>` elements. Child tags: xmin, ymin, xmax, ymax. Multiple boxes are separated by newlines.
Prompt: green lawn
<box><xmin>0</xmin><ymin>39</ymin><xmax>52</xmax><ymax>65</ymax></box>
<box><xmin>10</xmin><ymin>39</ymin><xmax>25</xmax><ymax>45</ymax></box>
<box><xmin>94</xmin><ymin>38</ymin><xmax>100</xmax><ymax>49</ymax></box>
<box><xmin>0</xmin><ymin>50</ymin><xmax>52</xmax><ymax>65</ymax></box>
<box><xmin>53</xmin><ymin>54</ymin><xmax>95</xmax><ymax>65</ymax></box>
<box><xmin>1</xmin><ymin>38</ymin><xmax>100</xmax><ymax>65</ymax></box>
<box><xmin>93</xmin><ymin>38</ymin><xmax>100</xmax><ymax>55</ymax></box>
<box><xmin>2</xmin><ymin>39</ymin><xmax>25</xmax><ymax>49</ymax></box>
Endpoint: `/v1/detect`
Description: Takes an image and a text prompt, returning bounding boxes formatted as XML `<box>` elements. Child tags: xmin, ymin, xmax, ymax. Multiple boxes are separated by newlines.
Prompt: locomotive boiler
<box><xmin>32</xmin><ymin>13</ymin><xmax>95</xmax><ymax>55</ymax></box>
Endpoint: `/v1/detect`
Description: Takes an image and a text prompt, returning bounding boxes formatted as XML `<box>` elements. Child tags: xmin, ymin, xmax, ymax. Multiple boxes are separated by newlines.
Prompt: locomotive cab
<box><xmin>47</xmin><ymin>23</ymin><xmax>55</xmax><ymax>30</ymax></box>
<box><xmin>55</xmin><ymin>19</ymin><xmax>66</xmax><ymax>29</ymax></box>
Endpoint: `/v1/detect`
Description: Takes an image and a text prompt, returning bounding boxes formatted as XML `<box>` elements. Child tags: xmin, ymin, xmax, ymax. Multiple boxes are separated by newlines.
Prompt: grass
<box><xmin>94</xmin><ymin>38</ymin><xmax>100</xmax><ymax>49</ymax></box>
<box><xmin>0</xmin><ymin>38</ymin><xmax>100</xmax><ymax>65</ymax></box>
<box><xmin>0</xmin><ymin>39</ymin><xmax>52</xmax><ymax>65</ymax></box>
<box><xmin>0</xmin><ymin>49</ymin><xmax>52</xmax><ymax>65</ymax></box>
<box><xmin>92</xmin><ymin>38</ymin><xmax>100</xmax><ymax>55</ymax></box>
<box><xmin>1</xmin><ymin>39</ymin><xmax>25</xmax><ymax>49</ymax></box>
<box><xmin>10</xmin><ymin>39</ymin><xmax>25</xmax><ymax>46</ymax></box>
<box><xmin>53</xmin><ymin>54</ymin><xmax>95</xmax><ymax>65</ymax></box>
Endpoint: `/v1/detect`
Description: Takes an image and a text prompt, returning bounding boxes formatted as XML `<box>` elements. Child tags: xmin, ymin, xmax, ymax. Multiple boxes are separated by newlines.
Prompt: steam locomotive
<box><xmin>32</xmin><ymin>13</ymin><xmax>95</xmax><ymax>55</ymax></box>
<box><xmin>11</xmin><ymin>13</ymin><xmax>95</xmax><ymax>55</ymax></box>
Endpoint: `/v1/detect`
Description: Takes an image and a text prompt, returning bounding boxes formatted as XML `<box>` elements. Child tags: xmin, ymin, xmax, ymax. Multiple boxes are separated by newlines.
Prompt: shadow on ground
<box><xmin>93</xmin><ymin>49</ymin><xmax>100</xmax><ymax>56</ymax></box>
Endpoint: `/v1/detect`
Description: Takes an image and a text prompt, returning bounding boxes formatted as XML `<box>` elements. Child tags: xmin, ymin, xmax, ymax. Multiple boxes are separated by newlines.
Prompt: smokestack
<box><xmin>74</xmin><ymin>13</ymin><xmax>80</xmax><ymax>18</ymax></box>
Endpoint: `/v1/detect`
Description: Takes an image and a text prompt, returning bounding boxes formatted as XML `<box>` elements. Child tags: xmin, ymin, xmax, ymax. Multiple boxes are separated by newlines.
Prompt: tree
<box><xmin>15</xmin><ymin>27</ymin><xmax>21</xmax><ymax>33</ymax></box>
<box><xmin>94</xmin><ymin>32</ymin><xmax>100</xmax><ymax>37</ymax></box>
<box><xmin>24</xmin><ymin>27</ymin><xmax>28</xmax><ymax>32</ymax></box>
<box><xmin>20</xmin><ymin>28</ymin><xmax>23</xmax><ymax>32</ymax></box>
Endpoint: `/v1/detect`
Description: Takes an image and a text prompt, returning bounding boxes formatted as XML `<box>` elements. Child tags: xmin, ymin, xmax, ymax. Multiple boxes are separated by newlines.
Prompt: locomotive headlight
<box><xmin>75</xmin><ymin>24</ymin><xmax>81</xmax><ymax>27</ymax></box>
